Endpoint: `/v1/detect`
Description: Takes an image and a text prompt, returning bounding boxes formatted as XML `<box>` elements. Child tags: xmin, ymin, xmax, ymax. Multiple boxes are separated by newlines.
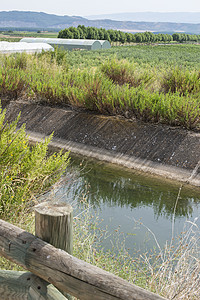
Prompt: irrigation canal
<box><xmin>47</xmin><ymin>155</ymin><xmax>200</xmax><ymax>254</ymax></box>
<box><xmin>3</xmin><ymin>100</ymin><xmax>200</xmax><ymax>253</ymax></box>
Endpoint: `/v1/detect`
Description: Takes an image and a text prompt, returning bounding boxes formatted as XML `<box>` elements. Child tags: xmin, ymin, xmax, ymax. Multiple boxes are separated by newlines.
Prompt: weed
<box><xmin>101</xmin><ymin>58</ymin><xmax>154</xmax><ymax>88</ymax></box>
<box><xmin>0</xmin><ymin>105</ymin><xmax>70</xmax><ymax>217</ymax></box>
<box><xmin>161</xmin><ymin>67</ymin><xmax>200</xmax><ymax>96</ymax></box>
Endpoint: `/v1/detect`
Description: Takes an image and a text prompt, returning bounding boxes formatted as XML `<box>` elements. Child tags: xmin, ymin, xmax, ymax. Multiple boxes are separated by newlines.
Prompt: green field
<box><xmin>0</xmin><ymin>30</ymin><xmax>58</xmax><ymax>42</ymax></box>
<box><xmin>0</xmin><ymin>44</ymin><xmax>200</xmax><ymax>130</ymax></box>
<box><xmin>60</xmin><ymin>43</ymin><xmax>200</xmax><ymax>69</ymax></box>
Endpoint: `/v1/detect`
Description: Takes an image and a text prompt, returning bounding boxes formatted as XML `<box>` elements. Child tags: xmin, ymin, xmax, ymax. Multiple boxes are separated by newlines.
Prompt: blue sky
<box><xmin>1</xmin><ymin>0</ymin><xmax>200</xmax><ymax>16</ymax></box>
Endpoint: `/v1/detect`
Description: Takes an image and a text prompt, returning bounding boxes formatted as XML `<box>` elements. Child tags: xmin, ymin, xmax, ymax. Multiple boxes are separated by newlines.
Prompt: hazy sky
<box><xmin>1</xmin><ymin>0</ymin><xmax>200</xmax><ymax>16</ymax></box>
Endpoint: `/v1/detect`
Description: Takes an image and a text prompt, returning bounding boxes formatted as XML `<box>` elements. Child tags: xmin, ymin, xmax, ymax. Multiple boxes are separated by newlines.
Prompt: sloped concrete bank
<box><xmin>3</xmin><ymin>100</ymin><xmax>200</xmax><ymax>187</ymax></box>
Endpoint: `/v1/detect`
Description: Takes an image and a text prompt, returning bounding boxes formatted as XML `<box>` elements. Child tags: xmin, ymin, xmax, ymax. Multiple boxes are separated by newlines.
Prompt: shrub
<box><xmin>101</xmin><ymin>58</ymin><xmax>154</xmax><ymax>88</ymax></box>
<box><xmin>161</xmin><ymin>67</ymin><xmax>200</xmax><ymax>96</ymax></box>
<box><xmin>0</xmin><ymin>105</ymin><xmax>70</xmax><ymax>218</ymax></box>
<box><xmin>0</xmin><ymin>52</ymin><xmax>199</xmax><ymax>130</ymax></box>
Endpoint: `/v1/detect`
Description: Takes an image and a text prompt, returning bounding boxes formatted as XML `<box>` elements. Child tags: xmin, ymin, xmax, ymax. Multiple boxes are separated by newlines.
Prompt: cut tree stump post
<box><xmin>34</xmin><ymin>202</ymin><xmax>73</xmax><ymax>299</ymax></box>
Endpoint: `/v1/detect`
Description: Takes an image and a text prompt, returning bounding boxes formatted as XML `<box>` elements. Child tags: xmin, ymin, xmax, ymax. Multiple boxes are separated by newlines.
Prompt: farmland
<box><xmin>0</xmin><ymin>30</ymin><xmax>58</xmax><ymax>42</ymax></box>
<box><xmin>0</xmin><ymin>44</ymin><xmax>200</xmax><ymax>130</ymax></box>
<box><xmin>62</xmin><ymin>43</ymin><xmax>200</xmax><ymax>69</ymax></box>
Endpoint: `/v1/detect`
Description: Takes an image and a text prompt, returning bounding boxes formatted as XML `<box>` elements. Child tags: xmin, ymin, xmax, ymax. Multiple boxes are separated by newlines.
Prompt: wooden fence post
<box><xmin>0</xmin><ymin>218</ymin><xmax>167</xmax><ymax>300</ymax></box>
<box><xmin>34</xmin><ymin>202</ymin><xmax>73</xmax><ymax>299</ymax></box>
<box><xmin>34</xmin><ymin>202</ymin><xmax>73</xmax><ymax>254</ymax></box>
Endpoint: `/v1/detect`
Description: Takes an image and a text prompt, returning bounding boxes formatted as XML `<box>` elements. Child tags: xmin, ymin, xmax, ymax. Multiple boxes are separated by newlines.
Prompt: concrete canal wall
<box><xmin>3</xmin><ymin>100</ymin><xmax>200</xmax><ymax>187</ymax></box>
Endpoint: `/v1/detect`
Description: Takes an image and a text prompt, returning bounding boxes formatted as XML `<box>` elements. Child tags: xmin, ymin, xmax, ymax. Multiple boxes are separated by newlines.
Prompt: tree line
<box><xmin>58</xmin><ymin>25</ymin><xmax>200</xmax><ymax>44</ymax></box>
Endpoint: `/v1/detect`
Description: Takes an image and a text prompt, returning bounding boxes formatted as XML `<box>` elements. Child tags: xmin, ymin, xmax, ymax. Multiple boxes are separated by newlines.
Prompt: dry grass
<box><xmin>138</xmin><ymin>218</ymin><xmax>200</xmax><ymax>299</ymax></box>
<box><xmin>131</xmin><ymin>186</ymin><xmax>200</xmax><ymax>299</ymax></box>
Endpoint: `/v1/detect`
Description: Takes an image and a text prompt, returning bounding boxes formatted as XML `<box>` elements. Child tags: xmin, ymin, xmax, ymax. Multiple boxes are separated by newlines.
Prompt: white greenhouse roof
<box><xmin>20</xmin><ymin>38</ymin><xmax>110</xmax><ymax>50</ymax></box>
<box><xmin>0</xmin><ymin>42</ymin><xmax>54</xmax><ymax>54</ymax></box>
<box><xmin>98</xmin><ymin>40</ymin><xmax>111</xmax><ymax>49</ymax></box>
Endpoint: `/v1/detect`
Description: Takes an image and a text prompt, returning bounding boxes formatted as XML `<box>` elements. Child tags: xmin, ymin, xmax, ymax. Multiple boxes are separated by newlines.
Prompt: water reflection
<box><xmin>66</xmin><ymin>157</ymin><xmax>200</xmax><ymax>219</ymax></box>
<box><xmin>50</xmin><ymin>155</ymin><xmax>200</xmax><ymax>251</ymax></box>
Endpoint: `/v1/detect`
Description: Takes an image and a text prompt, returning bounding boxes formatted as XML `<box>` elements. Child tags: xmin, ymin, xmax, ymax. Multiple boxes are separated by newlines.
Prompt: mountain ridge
<box><xmin>0</xmin><ymin>11</ymin><xmax>200</xmax><ymax>34</ymax></box>
<box><xmin>86</xmin><ymin>12</ymin><xmax>200</xmax><ymax>24</ymax></box>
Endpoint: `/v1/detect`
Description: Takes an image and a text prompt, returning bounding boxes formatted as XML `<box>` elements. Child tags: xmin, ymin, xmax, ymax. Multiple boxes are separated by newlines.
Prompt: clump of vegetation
<box><xmin>0</xmin><ymin>53</ymin><xmax>28</xmax><ymax>99</ymax></box>
<box><xmin>161</xmin><ymin>67</ymin><xmax>200</xmax><ymax>96</ymax></box>
<box><xmin>101</xmin><ymin>58</ymin><xmax>154</xmax><ymax>88</ymax></box>
<box><xmin>0</xmin><ymin>105</ymin><xmax>70</xmax><ymax>219</ymax></box>
<box><xmin>0</xmin><ymin>103</ymin><xmax>70</xmax><ymax>271</ymax></box>
<box><xmin>0</xmin><ymin>49</ymin><xmax>200</xmax><ymax>130</ymax></box>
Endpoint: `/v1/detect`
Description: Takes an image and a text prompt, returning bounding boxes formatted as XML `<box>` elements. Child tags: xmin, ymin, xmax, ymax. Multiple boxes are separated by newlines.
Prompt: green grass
<box><xmin>0</xmin><ymin>30</ymin><xmax>58</xmax><ymax>38</ymax></box>
<box><xmin>0</xmin><ymin>30</ymin><xmax>58</xmax><ymax>42</ymax></box>
<box><xmin>54</xmin><ymin>44</ymin><xmax>200</xmax><ymax>70</ymax></box>
<box><xmin>0</xmin><ymin>45</ymin><xmax>200</xmax><ymax>130</ymax></box>
<box><xmin>1</xmin><ymin>32</ymin><xmax>200</xmax><ymax>69</ymax></box>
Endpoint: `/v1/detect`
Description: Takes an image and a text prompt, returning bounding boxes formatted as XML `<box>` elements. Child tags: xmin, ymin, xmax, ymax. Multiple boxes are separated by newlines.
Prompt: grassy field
<box><xmin>0</xmin><ymin>44</ymin><xmax>200</xmax><ymax>130</ymax></box>
<box><xmin>0</xmin><ymin>30</ymin><xmax>58</xmax><ymax>42</ymax></box>
<box><xmin>61</xmin><ymin>43</ymin><xmax>200</xmax><ymax>69</ymax></box>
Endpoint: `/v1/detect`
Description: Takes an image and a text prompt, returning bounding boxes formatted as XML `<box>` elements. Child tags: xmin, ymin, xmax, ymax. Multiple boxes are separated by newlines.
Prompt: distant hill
<box><xmin>0</xmin><ymin>11</ymin><xmax>200</xmax><ymax>34</ymax></box>
<box><xmin>87</xmin><ymin>12</ymin><xmax>200</xmax><ymax>24</ymax></box>
<box><xmin>0</xmin><ymin>11</ymin><xmax>86</xmax><ymax>28</ymax></box>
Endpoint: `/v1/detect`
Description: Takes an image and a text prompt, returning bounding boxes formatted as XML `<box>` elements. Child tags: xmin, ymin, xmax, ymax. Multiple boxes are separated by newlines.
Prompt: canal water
<box><xmin>50</xmin><ymin>155</ymin><xmax>200</xmax><ymax>254</ymax></box>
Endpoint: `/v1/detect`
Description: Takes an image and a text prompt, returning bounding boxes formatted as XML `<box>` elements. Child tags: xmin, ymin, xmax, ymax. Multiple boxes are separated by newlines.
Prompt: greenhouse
<box><xmin>99</xmin><ymin>40</ymin><xmax>111</xmax><ymax>49</ymax></box>
<box><xmin>20</xmin><ymin>38</ymin><xmax>110</xmax><ymax>51</ymax></box>
<box><xmin>0</xmin><ymin>41</ymin><xmax>53</xmax><ymax>54</ymax></box>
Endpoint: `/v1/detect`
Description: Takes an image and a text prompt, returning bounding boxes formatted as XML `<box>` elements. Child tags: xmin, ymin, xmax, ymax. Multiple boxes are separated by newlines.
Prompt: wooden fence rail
<box><xmin>0</xmin><ymin>270</ymin><xmax>67</xmax><ymax>300</ymax></box>
<box><xmin>0</xmin><ymin>203</ymin><xmax>167</xmax><ymax>300</ymax></box>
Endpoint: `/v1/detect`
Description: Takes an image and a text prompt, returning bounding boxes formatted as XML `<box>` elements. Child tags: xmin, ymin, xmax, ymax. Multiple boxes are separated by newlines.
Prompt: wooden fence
<box><xmin>0</xmin><ymin>202</ymin><xmax>167</xmax><ymax>300</ymax></box>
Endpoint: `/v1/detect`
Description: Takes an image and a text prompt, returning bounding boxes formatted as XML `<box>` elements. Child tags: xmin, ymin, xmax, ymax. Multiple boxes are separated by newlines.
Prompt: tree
<box><xmin>107</xmin><ymin>29</ymin><xmax>116</xmax><ymax>42</ymax></box>
<box><xmin>58</xmin><ymin>28</ymin><xmax>73</xmax><ymax>39</ymax></box>
<box><xmin>77</xmin><ymin>27</ymin><xmax>85</xmax><ymax>39</ymax></box>
<box><xmin>103</xmin><ymin>30</ymin><xmax>111</xmax><ymax>42</ymax></box>
<box><xmin>166</xmin><ymin>34</ymin><xmax>173</xmax><ymax>42</ymax></box>
<box><xmin>77</xmin><ymin>25</ymin><xmax>87</xmax><ymax>35</ymax></box>
<box><xmin>119</xmin><ymin>31</ymin><xmax>127</xmax><ymax>43</ymax></box>
<box><xmin>172</xmin><ymin>33</ymin><xmax>181</xmax><ymax>42</ymax></box>
<box><xmin>135</xmin><ymin>33</ymin><xmax>143</xmax><ymax>43</ymax></box>
<box><xmin>125</xmin><ymin>33</ymin><xmax>134</xmax><ymax>43</ymax></box>
<box><xmin>143</xmin><ymin>32</ymin><xmax>155</xmax><ymax>43</ymax></box>
<box><xmin>114</xmin><ymin>30</ymin><xmax>121</xmax><ymax>42</ymax></box>
<box><xmin>98</xmin><ymin>28</ymin><xmax>105</xmax><ymax>40</ymax></box>
<box><xmin>86</xmin><ymin>27</ymin><xmax>99</xmax><ymax>39</ymax></box>
<box><xmin>68</xmin><ymin>27</ymin><xmax>80</xmax><ymax>39</ymax></box>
